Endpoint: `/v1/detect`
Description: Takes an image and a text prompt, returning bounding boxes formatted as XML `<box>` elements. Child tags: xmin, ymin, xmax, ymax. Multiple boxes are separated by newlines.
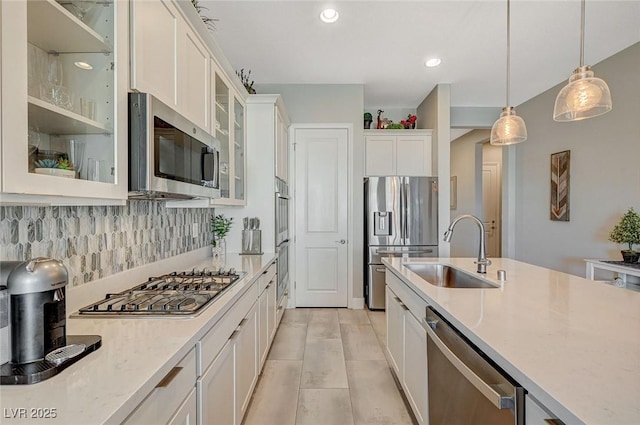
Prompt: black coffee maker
<box><xmin>7</xmin><ymin>258</ymin><xmax>68</xmax><ymax>364</ymax></box>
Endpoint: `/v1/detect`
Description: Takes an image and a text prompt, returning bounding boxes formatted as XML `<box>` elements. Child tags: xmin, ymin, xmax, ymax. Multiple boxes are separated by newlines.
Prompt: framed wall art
<box><xmin>550</xmin><ymin>150</ymin><xmax>570</xmax><ymax>221</ymax></box>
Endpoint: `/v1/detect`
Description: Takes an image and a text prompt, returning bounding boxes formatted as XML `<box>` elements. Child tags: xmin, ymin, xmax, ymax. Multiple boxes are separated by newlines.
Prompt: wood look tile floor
<box><xmin>243</xmin><ymin>308</ymin><xmax>415</xmax><ymax>425</ymax></box>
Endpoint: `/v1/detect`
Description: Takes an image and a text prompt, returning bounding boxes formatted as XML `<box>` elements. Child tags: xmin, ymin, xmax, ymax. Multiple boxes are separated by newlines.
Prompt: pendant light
<box><xmin>490</xmin><ymin>0</ymin><xmax>527</xmax><ymax>146</ymax></box>
<box><xmin>553</xmin><ymin>0</ymin><xmax>612</xmax><ymax>122</ymax></box>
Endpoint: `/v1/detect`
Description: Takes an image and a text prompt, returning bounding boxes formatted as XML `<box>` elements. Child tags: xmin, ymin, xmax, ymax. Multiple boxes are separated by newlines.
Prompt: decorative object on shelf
<box><xmin>490</xmin><ymin>0</ymin><xmax>527</xmax><ymax>146</ymax></box>
<box><xmin>235</xmin><ymin>68</ymin><xmax>256</xmax><ymax>94</ymax></box>
<box><xmin>608</xmin><ymin>207</ymin><xmax>640</xmax><ymax>263</ymax></box>
<box><xmin>211</xmin><ymin>214</ymin><xmax>233</xmax><ymax>265</ymax></box>
<box><xmin>553</xmin><ymin>0</ymin><xmax>612</xmax><ymax>122</ymax></box>
<box><xmin>191</xmin><ymin>0</ymin><xmax>218</xmax><ymax>32</ymax></box>
<box><xmin>401</xmin><ymin>114</ymin><xmax>417</xmax><ymax>129</ymax></box>
<box><xmin>550</xmin><ymin>150</ymin><xmax>570</xmax><ymax>222</ymax></box>
<box><xmin>376</xmin><ymin>109</ymin><xmax>384</xmax><ymax>129</ymax></box>
<box><xmin>386</xmin><ymin>123</ymin><xmax>404</xmax><ymax>129</ymax></box>
<box><xmin>34</xmin><ymin>158</ymin><xmax>76</xmax><ymax>179</ymax></box>
<box><xmin>364</xmin><ymin>112</ymin><xmax>373</xmax><ymax>129</ymax></box>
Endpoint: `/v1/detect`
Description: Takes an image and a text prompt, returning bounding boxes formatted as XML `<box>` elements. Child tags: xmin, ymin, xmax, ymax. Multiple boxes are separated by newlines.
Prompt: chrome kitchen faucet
<box><xmin>443</xmin><ymin>214</ymin><xmax>492</xmax><ymax>274</ymax></box>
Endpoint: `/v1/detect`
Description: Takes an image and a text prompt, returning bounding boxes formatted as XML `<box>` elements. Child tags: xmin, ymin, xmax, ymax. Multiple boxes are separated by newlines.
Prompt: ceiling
<box><xmin>203</xmin><ymin>1</ymin><xmax>640</xmax><ymax>109</ymax></box>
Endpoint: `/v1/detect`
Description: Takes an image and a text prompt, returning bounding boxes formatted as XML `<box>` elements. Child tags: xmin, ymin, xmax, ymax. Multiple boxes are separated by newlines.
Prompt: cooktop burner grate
<box><xmin>77</xmin><ymin>268</ymin><xmax>244</xmax><ymax>317</ymax></box>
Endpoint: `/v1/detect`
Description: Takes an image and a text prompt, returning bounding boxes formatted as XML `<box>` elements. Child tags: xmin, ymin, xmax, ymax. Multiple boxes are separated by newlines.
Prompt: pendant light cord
<box><xmin>506</xmin><ymin>0</ymin><xmax>511</xmax><ymax>106</ymax></box>
<box><xmin>579</xmin><ymin>0</ymin><xmax>585</xmax><ymax>67</ymax></box>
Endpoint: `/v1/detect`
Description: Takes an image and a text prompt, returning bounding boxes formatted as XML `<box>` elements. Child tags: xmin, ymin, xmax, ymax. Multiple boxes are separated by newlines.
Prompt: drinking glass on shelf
<box><xmin>28</xmin><ymin>44</ymin><xmax>44</xmax><ymax>98</ymax></box>
<box><xmin>45</xmin><ymin>54</ymin><xmax>64</xmax><ymax>106</ymax></box>
<box><xmin>63</xmin><ymin>1</ymin><xmax>96</xmax><ymax>23</ymax></box>
<box><xmin>87</xmin><ymin>158</ymin><xmax>106</xmax><ymax>182</ymax></box>
<box><xmin>80</xmin><ymin>97</ymin><xmax>96</xmax><ymax>120</ymax></box>
<box><xmin>68</xmin><ymin>139</ymin><xmax>85</xmax><ymax>178</ymax></box>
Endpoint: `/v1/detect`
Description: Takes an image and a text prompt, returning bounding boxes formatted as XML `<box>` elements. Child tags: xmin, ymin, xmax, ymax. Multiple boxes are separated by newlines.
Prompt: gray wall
<box><xmin>0</xmin><ymin>202</ymin><xmax>213</xmax><ymax>286</ymax></box>
<box><xmin>450</xmin><ymin>130</ymin><xmax>490</xmax><ymax>257</ymax></box>
<box><xmin>514</xmin><ymin>42</ymin><xmax>640</xmax><ymax>276</ymax></box>
<box><xmin>255</xmin><ymin>84</ymin><xmax>366</xmax><ymax>300</ymax></box>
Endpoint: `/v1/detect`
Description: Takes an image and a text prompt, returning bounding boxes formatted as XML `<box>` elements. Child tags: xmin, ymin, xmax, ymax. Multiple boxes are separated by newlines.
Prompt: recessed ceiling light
<box><xmin>320</xmin><ymin>8</ymin><xmax>339</xmax><ymax>23</ymax></box>
<box><xmin>425</xmin><ymin>58</ymin><xmax>442</xmax><ymax>68</ymax></box>
<box><xmin>74</xmin><ymin>61</ymin><xmax>93</xmax><ymax>70</ymax></box>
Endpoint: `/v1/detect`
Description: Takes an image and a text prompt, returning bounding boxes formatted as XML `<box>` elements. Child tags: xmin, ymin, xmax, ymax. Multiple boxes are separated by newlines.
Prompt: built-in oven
<box><xmin>424</xmin><ymin>306</ymin><xmax>524</xmax><ymax>425</ymax></box>
<box><xmin>276</xmin><ymin>240</ymin><xmax>289</xmax><ymax>303</ymax></box>
<box><xmin>275</xmin><ymin>177</ymin><xmax>290</xmax><ymax>303</ymax></box>
<box><xmin>129</xmin><ymin>92</ymin><xmax>220</xmax><ymax>199</ymax></box>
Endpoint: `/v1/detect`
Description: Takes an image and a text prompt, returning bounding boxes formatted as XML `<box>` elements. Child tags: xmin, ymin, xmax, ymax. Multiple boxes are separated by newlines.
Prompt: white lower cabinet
<box><xmin>258</xmin><ymin>285</ymin><xmax>270</xmax><ymax>370</ymax></box>
<box><xmin>235</xmin><ymin>302</ymin><xmax>258</xmax><ymax>421</ymax></box>
<box><xmin>385</xmin><ymin>273</ymin><xmax>429</xmax><ymax>425</ymax></box>
<box><xmin>124</xmin><ymin>348</ymin><xmax>197</xmax><ymax>425</ymax></box>
<box><xmin>169</xmin><ymin>388</ymin><xmax>197</xmax><ymax>425</ymax></box>
<box><xmin>525</xmin><ymin>394</ymin><xmax>565</xmax><ymax>425</ymax></box>
<box><xmin>267</xmin><ymin>279</ymin><xmax>277</xmax><ymax>342</ymax></box>
<box><xmin>403</xmin><ymin>309</ymin><xmax>428</xmax><ymax>425</ymax></box>
<box><xmin>385</xmin><ymin>286</ymin><xmax>404</xmax><ymax>376</ymax></box>
<box><xmin>199</xmin><ymin>339</ymin><xmax>235</xmax><ymax>425</ymax></box>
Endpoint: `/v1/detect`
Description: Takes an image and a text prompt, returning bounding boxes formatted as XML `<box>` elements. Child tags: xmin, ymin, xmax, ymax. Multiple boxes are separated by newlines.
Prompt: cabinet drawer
<box><xmin>258</xmin><ymin>262</ymin><xmax>277</xmax><ymax>294</ymax></box>
<box><xmin>199</xmin><ymin>281</ymin><xmax>257</xmax><ymax>375</ymax></box>
<box><xmin>386</xmin><ymin>269</ymin><xmax>428</xmax><ymax>321</ymax></box>
<box><xmin>124</xmin><ymin>347</ymin><xmax>197</xmax><ymax>425</ymax></box>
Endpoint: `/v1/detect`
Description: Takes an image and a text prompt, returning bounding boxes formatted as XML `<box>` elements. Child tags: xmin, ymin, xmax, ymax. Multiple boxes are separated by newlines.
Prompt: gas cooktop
<box><xmin>76</xmin><ymin>268</ymin><xmax>245</xmax><ymax>317</ymax></box>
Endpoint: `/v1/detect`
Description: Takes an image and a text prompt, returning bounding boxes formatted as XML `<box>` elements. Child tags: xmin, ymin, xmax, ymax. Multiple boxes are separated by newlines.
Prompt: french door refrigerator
<box><xmin>365</xmin><ymin>176</ymin><xmax>438</xmax><ymax>309</ymax></box>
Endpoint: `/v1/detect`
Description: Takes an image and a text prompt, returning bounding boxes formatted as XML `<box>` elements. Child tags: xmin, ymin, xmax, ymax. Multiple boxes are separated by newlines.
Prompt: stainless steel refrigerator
<box><xmin>365</xmin><ymin>176</ymin><xmax>439</xmax><ymax>309</ymax></box>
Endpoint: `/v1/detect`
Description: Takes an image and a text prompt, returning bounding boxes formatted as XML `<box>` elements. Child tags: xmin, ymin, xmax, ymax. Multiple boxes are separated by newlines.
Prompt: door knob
<box><xmin>336</xmin><ymin>239</ymin><xmax>346</xmax><ymax>244</ymax></box>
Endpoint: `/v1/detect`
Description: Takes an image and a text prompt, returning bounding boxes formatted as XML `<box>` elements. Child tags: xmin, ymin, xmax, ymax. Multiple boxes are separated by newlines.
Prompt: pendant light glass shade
<box><xmin>490</xmin><ymin>0</ymin><xmax>527</xmax><ymax>146</ymax></box>
<box><xmin>553</xmin><ymin>0</ymin><xmax>612</xmax><ymax>122</ymax></box>
<box><xmin>553</xmin><ymin>66</ymin><xmax>612</xmax><ymax>121</ymax></box>
<box><xmin>491</xmin><ymin>107</ymin><xmax>527</xmax><ymax>145</ymax></box>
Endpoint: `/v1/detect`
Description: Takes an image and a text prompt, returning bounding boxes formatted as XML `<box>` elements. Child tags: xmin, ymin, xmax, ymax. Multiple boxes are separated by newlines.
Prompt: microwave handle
<box><xmin>213</xmin><ymin>149</ymin><xmax>220</xmax><ymax>189</ymax></box>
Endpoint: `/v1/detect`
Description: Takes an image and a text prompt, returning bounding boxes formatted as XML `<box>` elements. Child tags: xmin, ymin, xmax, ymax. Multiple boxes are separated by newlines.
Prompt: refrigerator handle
<box><xmin>399</xmin><ymin>177</ymin><xmax>404</xmax><ymax>243</ymax></box>
<box><xmin>403</xmin><ymin>178</ymin><xmax>409</xmax><ymax>244</ymax></box>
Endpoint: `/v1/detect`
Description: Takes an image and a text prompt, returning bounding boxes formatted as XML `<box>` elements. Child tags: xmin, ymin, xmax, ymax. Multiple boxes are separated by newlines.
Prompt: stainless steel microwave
<box><xmin>128</xmin><ymin>93</ymin><xmax>220</xmax><ymax>199</ymax></box>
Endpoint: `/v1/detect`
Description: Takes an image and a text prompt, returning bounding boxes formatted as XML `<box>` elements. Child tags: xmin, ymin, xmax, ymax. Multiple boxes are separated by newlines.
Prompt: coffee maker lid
<box><xmin>7</xmin><ymin>258</ymin><xmax>68</xmax><ymax>295</ymax></box>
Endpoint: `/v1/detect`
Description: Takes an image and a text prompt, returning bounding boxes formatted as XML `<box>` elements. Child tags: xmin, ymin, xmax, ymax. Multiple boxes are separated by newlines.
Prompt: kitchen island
<box><xmin>383</xmin><ymin>257</ymin><xmax>640</xmax><ymax>425</ymax></box>
<box><xmin>0</xmin><ymin>248</ymin><xmax>277</xmax><ymax>424</ymax></box>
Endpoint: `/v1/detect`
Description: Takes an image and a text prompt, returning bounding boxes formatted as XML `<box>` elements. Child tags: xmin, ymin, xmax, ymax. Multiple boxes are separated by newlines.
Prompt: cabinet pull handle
<box><xmin>375</xmin><ymin>268</ymin><xmax>386</xmax><ymax>273</ymax></box>
<box><xmin>229</xmin><ymin>330</ymin><xmax>240</xmax><ymax>340</ymax></box>
<box><xmin>156</xmin><ymin>367</ymin><xmax>183</xmax><ymax>388</ymax></box>
<box><xmin>277</xmin><ymin>305</ymin><xmax>284</xmax><ymax>311</ymax></box>
<box><xmin>237</xmin><ymin>318</ymin><xmax>248</xmax><ymax>329</ymax></box>
<box><xmin>544</xmin><ymin>420</ymin><xmax>565</xmax><ymax>425</ymax></box>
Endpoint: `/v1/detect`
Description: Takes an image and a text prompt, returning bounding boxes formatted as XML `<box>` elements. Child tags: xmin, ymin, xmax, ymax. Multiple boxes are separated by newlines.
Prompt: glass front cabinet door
<box><xmin>211</xmin><ymin>64</ymin><xmax>246</xmax><ymax>206</ymax></box>
<box><xmin>0</xmin><ymin>0</ymin><xmax>128</xmax><ymax>202</ymax></box>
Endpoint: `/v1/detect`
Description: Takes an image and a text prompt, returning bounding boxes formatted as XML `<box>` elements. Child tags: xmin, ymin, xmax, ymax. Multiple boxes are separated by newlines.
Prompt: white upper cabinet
<box><xmin>364</xmin><ymin>130</ymin><xmax>433</xmax><ymax>176</ymax></box>
<box><xmin>275</xmin><ymin>107</ymin><xmax>290</xmax><ymax>182</ymax></box>
<box><xmin>130</xmin><ymin>0</ymin><xmax>179</xmax><ymax>108</ymax></box>
<box><xmin>131</xmin><ymin>0</ymin><xmax>209</xmax><ymax>132</ymax></box>
<box><xmin>0</xmin><ymin>0</ymin><xmax>128</xmax><ymax>202</ymax></box>
<box><xmin>211</xmin><ymin>66</ymin><xmax>246</xmax><ymax>206</ymax></box>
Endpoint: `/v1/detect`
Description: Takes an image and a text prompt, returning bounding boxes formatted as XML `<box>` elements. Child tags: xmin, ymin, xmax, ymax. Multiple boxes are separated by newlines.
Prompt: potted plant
<box><xmin>211</xmin><ymin>214</ymin><xmax>233</xmax><ymax>265</ymax></box>
<box><xmin>608</xmin><ymin>207</ymin><xmax>640</xmax><ymax>263</ymax></box>
<box><xmin>364</xmin><ymin>112</ymin><xmax>373</xmax><ymax>129</ymax></box>
<box><xmin>34</xmin><ymin>158</ymin><xmax>76</xmax><ymax>179</ymax></box>
<box><xmin>236</xmin><ymin>68</ymin><xmax>256</xmax><ymax>95</ymax></box>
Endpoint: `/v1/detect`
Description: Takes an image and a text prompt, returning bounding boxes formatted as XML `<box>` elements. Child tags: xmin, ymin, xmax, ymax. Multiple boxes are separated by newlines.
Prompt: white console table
<box><xmin>585</xmin><ymin>259</ymin><xmax>640</xmax><ymax>284</ymax></box>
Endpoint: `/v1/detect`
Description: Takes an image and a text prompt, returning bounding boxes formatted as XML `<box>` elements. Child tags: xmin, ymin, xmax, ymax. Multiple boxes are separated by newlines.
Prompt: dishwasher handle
<box><xmin>423</xmin><ymin>315</ymin><xmax>515</xmax><ymax>410</ymax></box>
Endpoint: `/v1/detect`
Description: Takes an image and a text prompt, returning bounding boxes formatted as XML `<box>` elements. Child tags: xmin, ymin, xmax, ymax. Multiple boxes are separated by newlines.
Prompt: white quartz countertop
<box><xmin>383</xmin><ymin>257</ymin><xmax>640</xmax><ymax>425</ymax></box>
<box><xmin>0</xmin><ymin>249</ymin><xmax>276</xmax><ymax>425</ymax></box>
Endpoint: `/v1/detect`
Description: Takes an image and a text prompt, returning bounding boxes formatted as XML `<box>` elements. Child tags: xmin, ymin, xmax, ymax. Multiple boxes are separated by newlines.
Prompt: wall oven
<box><xmin>424</xmin><ymin>307</ymin><xmax>524</xmax><ymax>425</ymax></box>
<box><xmin>129</xmin><ymin>93</ymin><xmax>220</xmax><ymax>199</ymax></box>
<box><xmin>275</xmin><ymin>178</ymin><xmax>290</xmax><ymax>302</ymax></box>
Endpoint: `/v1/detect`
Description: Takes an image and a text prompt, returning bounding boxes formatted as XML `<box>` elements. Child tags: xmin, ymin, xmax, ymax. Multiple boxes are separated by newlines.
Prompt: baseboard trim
<box><xmin>350</xmin><ymin>297</ymin><xmax>365</xmax><ymax>309</ymax></box>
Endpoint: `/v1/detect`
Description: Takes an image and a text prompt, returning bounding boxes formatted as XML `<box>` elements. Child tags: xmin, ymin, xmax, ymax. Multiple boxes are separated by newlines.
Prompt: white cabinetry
<box><xmin>364</xmin><ymin>130</ymin><xmax>432</xmax><ymax>176</ymax></box>
<box><xmin>169</xmin><ymin>389</ymin><xmax>197</xmax><ymax>425</ymax></box>
<box><xmin>131</xmin><ymin>0</ymin><xmax>209</xmax><ymax>132</ymax></box>
<box><xmin>385</xmin><ymin>271</ymin><xmax>429</xmax><ymax>425</ymax></box>
<box><xmin>212</xmin><ymin>68</ymin><xmax>246</xmax><ymax>205</ymax></box>
<box><xmin>525</xmin><ymin>395</ymin><xmax>565</xmax><ymax>425</ymax></box>
<box><xmin>199</xmin><ymin>339</ymin><xmax>235</xmax><ymax>425</ymax></box>
<box><xmin>0</xmin><ymin>0</ymin><xmax>128</xmax><ymax>202</ymax></box>
<box><xmin>275</xmin><ymin>107</ymin><xmax>290</xmax><ymax>182</ymax></box>
<box><xmin>235</xmin><ymin>301</ymin><xmax>258</xmax><ymax>421</ymax></box>
<box><xmin>124</xmin><ymin>348</ymin><xmax>197</xmax><ymax>424</ymax></box>
<box><xmin>223</xmin><ymin>95</ymin><xmax>290</xmax><ymax>253</ymax></box>
<box><xmin>258</xmin><ymin>263</ymin><xmax>277</xmax><ymax>370</ymax></box>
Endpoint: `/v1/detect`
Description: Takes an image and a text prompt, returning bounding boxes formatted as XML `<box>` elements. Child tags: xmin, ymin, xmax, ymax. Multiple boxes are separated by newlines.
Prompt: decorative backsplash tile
<box><xmin>0</xmin><ymin>201</ymin><xmax>213</xmax><ymax>286</ymax></box>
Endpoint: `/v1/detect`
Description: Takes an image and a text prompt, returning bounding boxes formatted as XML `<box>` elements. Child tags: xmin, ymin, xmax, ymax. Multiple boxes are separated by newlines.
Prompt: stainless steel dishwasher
<box><xmin>424</xmin><ymin>306</ymin><xmax>524</xmax><ymax>425</ymax></box>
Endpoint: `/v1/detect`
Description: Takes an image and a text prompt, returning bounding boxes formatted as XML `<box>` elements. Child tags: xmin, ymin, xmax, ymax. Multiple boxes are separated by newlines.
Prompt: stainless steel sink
<box><xmin>403</xmin><ymin>263</ymin><xmax>499</xmax><ymax>289</ymax></box>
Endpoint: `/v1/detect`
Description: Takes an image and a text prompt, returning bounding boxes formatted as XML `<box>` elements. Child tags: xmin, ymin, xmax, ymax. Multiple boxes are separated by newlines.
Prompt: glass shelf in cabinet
<box><xmin>28</xmin><ymin>96</ymin><xmax>111</xmax><ymax>135</ymax></box>
<box><xmin>27</xmin><ymin>0</ymin><xmax>112</xmax><ymax>54</ymax></box>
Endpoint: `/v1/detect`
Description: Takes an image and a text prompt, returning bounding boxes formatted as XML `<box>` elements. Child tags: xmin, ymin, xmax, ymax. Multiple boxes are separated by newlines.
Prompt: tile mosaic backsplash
<box><xmin>0</xmin><ymin>201</ymin><xmax>214</xmax><ymax>286</ymax></box>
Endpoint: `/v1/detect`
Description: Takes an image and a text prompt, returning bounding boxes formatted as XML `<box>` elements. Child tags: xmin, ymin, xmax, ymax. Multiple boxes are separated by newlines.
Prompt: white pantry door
<box><xmin>294</xmin><ymin>128</ymin><xmax>349</xmax><ymax>307</ymax></box>
<box><xmin>482</xmin><ymin>162</ymin><xmax>501</xmax><ymax>258</ymax></box>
